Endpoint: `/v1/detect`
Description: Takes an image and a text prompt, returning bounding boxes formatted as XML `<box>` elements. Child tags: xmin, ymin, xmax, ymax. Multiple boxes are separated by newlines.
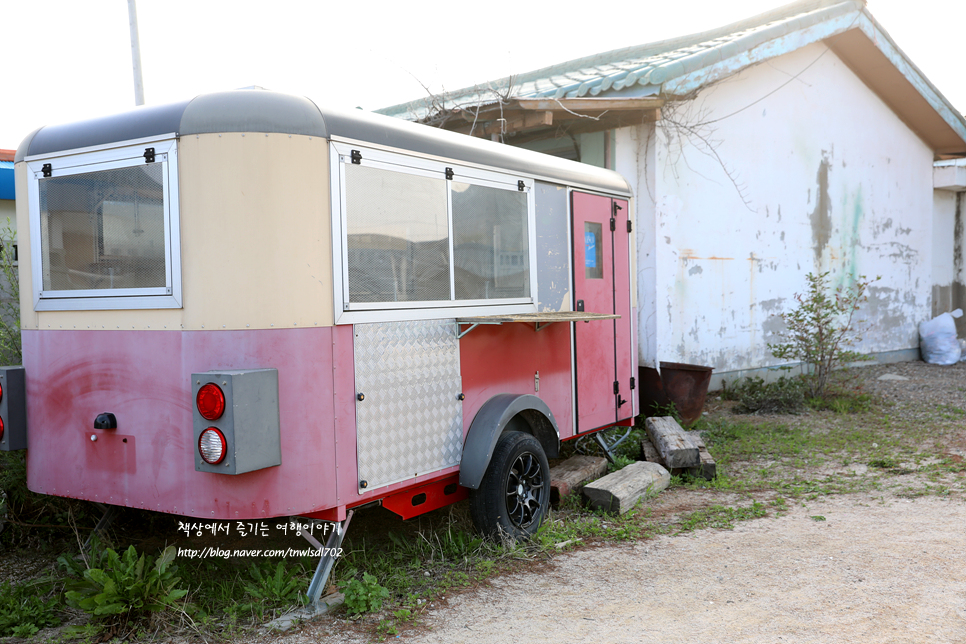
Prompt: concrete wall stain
<box><xmin>955</xmin><ymin>193</ymin><xmax>963</xmax><ymax>277</ymax></box>
<box><xmin>810</xmin><ymin>153</ymin><xmax>832</xmax><ymax>270</ymax></box>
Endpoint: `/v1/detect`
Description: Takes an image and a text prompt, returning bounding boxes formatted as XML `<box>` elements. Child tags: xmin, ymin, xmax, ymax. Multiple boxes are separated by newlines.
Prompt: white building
<box><xmin>380</xmin><ymin>0</ymin><xmax>966</xmax><ymax>389</ymax></box>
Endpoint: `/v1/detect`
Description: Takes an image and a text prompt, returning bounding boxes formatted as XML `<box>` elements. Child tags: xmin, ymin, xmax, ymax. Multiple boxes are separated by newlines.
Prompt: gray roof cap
<box><xmin>16</xmin><ymin>89</ymin><xmax>630</xmax><ymax>196</ymax></box>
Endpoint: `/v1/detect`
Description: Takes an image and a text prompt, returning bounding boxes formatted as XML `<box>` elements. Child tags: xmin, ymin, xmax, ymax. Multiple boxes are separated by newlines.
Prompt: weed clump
<box><xmin>0</xmin><ymin>579</ymin><xmax>61</xmax><ymax>638</ymax></box>
<box><xmin>723</xmin><ymin>376</ymin><xmax>807</xmax><ymax>415</ymax></box>
<box><xmin>59</xmin><ymin>544</ymin><xmax>192</xmax><ymax>628</ymax></box>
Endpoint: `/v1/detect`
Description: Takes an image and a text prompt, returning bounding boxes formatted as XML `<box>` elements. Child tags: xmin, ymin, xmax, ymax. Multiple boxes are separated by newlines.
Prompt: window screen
<box><xmin>39</xmin><ymin>163</ymin><xmax>166</xmax><ymax>292</ymax></box>
<box><xmin>452</xmin><ymin>182</ymin><xmax>529</xmax><ymax>300</ymax></box>
<box><xmin>345</xmin><ymin>164</ymin><xmax>450</xmax><ymax>303</ymax></box>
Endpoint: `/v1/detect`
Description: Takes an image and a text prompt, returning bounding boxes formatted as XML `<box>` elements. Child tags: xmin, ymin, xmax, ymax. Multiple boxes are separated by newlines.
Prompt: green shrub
<box><xmin>0</xmin><ymin>579</ymin><xmax>61</xmax><ymax>638</ymax></box>
<box><xmin>723</xmin><ymin>376</ymin><xmax>806</xmax><ymax>415</ymax></box>
<box><xmin>59</xmin><ymin>545</ymin><xmax>190</xmax><ymax>623</ymax></box>
<box><xmin>342</xmin><ymin>572</ymin><xmax>390</xmax><ymax>616</ymax></box>
<box><xmin>767</xmin><ymin>271</ymin><xmax>877</xmax><ymax>399</ymax></box>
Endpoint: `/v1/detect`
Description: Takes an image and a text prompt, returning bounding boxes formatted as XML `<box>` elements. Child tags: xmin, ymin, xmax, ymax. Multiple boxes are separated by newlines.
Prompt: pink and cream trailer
<box><xmin>11</xmin><ymin>90</ymin><xmax>636</xmax><ymax>542</ymax></box>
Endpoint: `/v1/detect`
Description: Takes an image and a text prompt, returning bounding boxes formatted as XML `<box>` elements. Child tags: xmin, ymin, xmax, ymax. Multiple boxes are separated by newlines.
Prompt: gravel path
<box><xmin>401</xmin><ymin>494</ymin><xmax>966</xmax><ymax>643</ymax></box>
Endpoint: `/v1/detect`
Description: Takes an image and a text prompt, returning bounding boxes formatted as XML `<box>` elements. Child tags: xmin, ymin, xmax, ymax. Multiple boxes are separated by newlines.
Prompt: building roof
<box><xmin>378</xmin><ymin>0</ymin><xmax>966</xmax><ymax>157</ymax></box>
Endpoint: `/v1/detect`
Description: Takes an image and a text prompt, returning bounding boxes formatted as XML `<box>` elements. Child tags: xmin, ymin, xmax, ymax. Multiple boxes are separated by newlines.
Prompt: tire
<box><xmin>469</xmin><ymin>431</ymin><xmax>550</xmax><ymax>540</ymax></box>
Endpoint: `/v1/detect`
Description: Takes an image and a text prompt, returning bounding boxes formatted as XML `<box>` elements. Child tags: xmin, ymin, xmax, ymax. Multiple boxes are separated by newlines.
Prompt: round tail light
<box><xmin>199</xmin><ymin>428</ymin><xmax>227</xmax><ymax>465</ymax></box>
<box><xmin>196</xmin><ymin>383</ymin><xmax>226</xmax><ymax>421</ymax></box>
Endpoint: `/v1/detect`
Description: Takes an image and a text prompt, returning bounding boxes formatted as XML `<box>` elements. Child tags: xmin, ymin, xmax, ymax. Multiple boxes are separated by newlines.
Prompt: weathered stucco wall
<box><xmin>619</xmin><ymin>43</ymin><xmax>934</xmax><ymax>378</ymax></box>
<box><xmin>932</xmin><ymin>185</ymin><xmax>966</xmax><ymax>336</ymax></box>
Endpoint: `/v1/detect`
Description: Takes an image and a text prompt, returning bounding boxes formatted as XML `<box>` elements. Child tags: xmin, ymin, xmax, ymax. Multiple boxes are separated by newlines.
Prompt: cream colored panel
<box><xmin>23</xmin><ymin>133</ymin><xmax>333</xmax><ymax>331</ymax></box>
<box><xmin>179</xmin><ymin>133</ymin><xmax>333</xmax><ymax>330</ymax></box>
<box><xmin>15</xmin><ymin>164</ymin><xmax>37</xmax><ymax>330</ymax></box>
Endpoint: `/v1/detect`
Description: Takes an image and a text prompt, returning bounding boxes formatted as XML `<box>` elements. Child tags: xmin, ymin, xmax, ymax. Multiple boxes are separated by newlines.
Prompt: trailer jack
<box><xmin>304</xmin><ymin>509</ymin><xmax>353</xmax><ymax>608</ymax></box>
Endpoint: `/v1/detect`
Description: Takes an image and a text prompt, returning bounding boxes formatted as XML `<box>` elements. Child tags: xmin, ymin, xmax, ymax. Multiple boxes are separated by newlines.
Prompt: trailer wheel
<box><xmin>470</xmin><ymin>431</ymin><xmax>550</xmax><ymax>540</ymax></box>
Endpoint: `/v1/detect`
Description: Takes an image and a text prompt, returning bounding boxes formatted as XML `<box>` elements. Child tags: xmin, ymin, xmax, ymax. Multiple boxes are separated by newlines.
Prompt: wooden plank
<box><xmin>481</xmin><ymin>110</ymin><xmax>554</xmax><ymax>135</ymax></box>
<box><xmin>686</xmin><ymin>432</ymin><xmax>717</xmax><ymax>481</ymax></box>
<box><xmin>640</xmin><ymin>437</ymin><xmax>665</xmax><ymax>466</ymax></box>
<box><xmin>645</xmin><ymin>416</ymin><xmax>699</xmax><ymax>469</ymax></box>
<box><xmin>582</xmin><ymin>461</ymin><xmax>670</xmax><ymax>514</ymax></box>
<box><xmin>549</xmin><ymin>455</ymin><xmax>608</xmax><ymax>507</ymax></box>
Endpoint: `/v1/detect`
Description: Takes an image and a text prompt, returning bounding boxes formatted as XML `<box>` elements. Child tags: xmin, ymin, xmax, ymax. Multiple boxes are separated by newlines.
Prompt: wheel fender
<box><xmin>459</xmin><ymin>394</ymin><xmax>560</xmax><ymax>490</ymax></box>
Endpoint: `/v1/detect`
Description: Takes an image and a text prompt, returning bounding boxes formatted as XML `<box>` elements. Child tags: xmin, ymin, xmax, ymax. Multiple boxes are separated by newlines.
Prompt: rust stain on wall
<box><xmin>810</xmin><ymin>153</ymin><xmax>832</xmax><ymax>269</ymax></box>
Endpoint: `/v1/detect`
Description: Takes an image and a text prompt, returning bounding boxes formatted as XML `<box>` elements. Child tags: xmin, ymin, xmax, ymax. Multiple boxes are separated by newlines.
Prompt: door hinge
<box><xmin>627</xmin><ymin>219</ymin><xmax>633</xmax><ymax>233</ymax></box>
<box><xmin>518</xmin><ymin>180</ymin><xmax>525</xmax><ymax>191</ymax></box>
<box><xmin>350</xmin><ymin>150</ymin><xmax>362</xmax><ymax>164</ymax></box>
<box><xmin>630</xmin><ymin>376</ymin><xmax>636</xmax><ymax>390</ymax></box>
<box><xmin>144</xmin><ymin>147</ymin><xmax>155</xmax><ymax>163</ymax></box>
<box><xmin>41</xmin><ymin>163</ymin><xmax>52</xmax><ymax>178</ymax></box>
<box><xmin>613</xmin><ymin>381</ymin><xmax>620</xmax><ymax>395</ymax></box>
<box><xmin>575</xmin><ymin>299</ymin><xmax>585</xmax><ymax>312</ymax></box>
<box><xmin>609</xmin><ymin>217</ymin><xmax>616</xmax><ymax>232</ymax></box>
<box><xmin>445</xmin><ymin>167</ymin><xmax>454</xmax><ymax>180</ymax></box>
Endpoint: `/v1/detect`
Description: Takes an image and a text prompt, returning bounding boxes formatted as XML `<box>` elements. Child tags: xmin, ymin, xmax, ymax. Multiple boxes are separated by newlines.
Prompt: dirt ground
<box><xmin>283</xmin><ymin>361</ymin><xmax>966</xmax><ymax>644</ymax></box>
<box><xmin>400</xmin><ymin>495</ymin><xmax>966</xmax><ymax>643</ymax></box>
<box><xmin>279</xmin><ymin>491</ymin><xmax>966</xmax><ymax>644</ymax></box>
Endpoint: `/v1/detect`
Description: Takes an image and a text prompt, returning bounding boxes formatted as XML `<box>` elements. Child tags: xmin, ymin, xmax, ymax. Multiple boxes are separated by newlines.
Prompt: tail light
<box><xmin>198</xmin><ymin>428</ymin><xmax>227</xmax><ymax>464</ymax></box>
<box><xmin>191</xmin><ymin>369</ymin><xmax>280</xmax><ymax>475</ymax></box>
<box><xmin>196</xmin><ymin>384</ymin><xmax>225</xmax><ymax>420</ymax></box>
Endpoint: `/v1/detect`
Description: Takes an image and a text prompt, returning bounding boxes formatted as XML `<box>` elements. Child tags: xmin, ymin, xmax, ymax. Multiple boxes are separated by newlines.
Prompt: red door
<box><xmin>572</xmin><ymin>192</ymin><xmax>634</xmax><ymax>432</ymax></box>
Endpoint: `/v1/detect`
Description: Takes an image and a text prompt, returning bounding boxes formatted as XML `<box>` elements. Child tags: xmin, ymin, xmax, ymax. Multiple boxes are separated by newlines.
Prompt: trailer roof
<box><xmin>15</xmin><ymin>90</ymin><xmax>631</xmax><ymax>197</ymax></box>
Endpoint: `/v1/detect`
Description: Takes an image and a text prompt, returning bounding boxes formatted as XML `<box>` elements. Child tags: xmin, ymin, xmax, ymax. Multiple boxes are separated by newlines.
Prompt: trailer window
<box><xmin>337</xmin><ymin>147</ymin><xmax>535</xmax><ymax>318</ymax></box>
<box><xmin>345</xmin><ymin>164</ymin><xmax>450</xmax><ymax>303</ymax></box>
<box><xmin>40</xmin><ymin>165</ymin><xmax>165</xmax><ymax>291</ymax></box>
<box><xmin>452</xmin><ymin>182</ymin><xmax>529</xmax><ymax>300</ymax></box>
<box><xmin>28</xmin><ymin>139</ymin><xmax>181</xmax><ymax>310</ymax></box>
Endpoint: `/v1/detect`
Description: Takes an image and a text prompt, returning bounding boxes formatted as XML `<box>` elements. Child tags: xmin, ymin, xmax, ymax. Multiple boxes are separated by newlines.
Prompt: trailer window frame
<box><xmin>331</xmin><ymin>143</ymin><xmax>538</xmax><ymax>324</ymax></box>
<box><xmin>25</xmin><ymin>136</ymin><xmax>182</xmax><ymax>311</ymax></box>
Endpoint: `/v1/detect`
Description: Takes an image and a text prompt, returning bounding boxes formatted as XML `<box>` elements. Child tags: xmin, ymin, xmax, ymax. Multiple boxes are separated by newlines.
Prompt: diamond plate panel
<box><xmin>354</xmin><ymin>320</ymin><xmax>463</xmax><ymax>492</ymax></box>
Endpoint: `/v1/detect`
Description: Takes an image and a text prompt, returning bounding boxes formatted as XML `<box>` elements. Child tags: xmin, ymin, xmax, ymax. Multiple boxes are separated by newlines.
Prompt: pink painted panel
<box><xmin>572</xmin><ymin>191</ymin><xmax>618</xmax><ymax>432</ymax></box>
<box><xmin>459</xmin><ymin>320</ymin><xmax>573</xmax><ymax>440</ymax></box>
<box><xmin>612</xmin><ymin>198</ymin><xmax>635</xmax><ymax>423</ymax></box>
<box><xmin>23</xmin><ymin>328</ymin><xmax>341</xmax><ymax>520</ymax></box>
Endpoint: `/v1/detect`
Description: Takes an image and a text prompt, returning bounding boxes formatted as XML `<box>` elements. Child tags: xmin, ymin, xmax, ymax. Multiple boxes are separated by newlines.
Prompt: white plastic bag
<box><xmin>919</xmin><ymin>309</ymin><xmax>963</xmax><ymax>365</ymax></box>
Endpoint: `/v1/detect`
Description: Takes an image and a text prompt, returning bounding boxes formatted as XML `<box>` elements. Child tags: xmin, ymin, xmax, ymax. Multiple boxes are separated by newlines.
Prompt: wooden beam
<box><xmin>479</xmin><ymin>111</ymin><xmax>553</xmax><ymax>136</ymax></box>
<box><xmin>645</xmin><ymin>416</ymin><xmax>699</xmax><ymax>469</ymax></box>
<box><xmin>582</xmin><ymin>461</ymin><xmax>670</xmax><ymax>514</ymax></box>
<box><xmin>515</xmin><ymin>97</ymin><xmax>665</xmax><ymax>112</ymax></box>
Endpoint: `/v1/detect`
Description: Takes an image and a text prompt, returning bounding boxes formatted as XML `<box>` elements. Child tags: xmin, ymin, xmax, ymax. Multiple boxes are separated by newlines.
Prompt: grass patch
<box><xmin>674</xmin><ymin>502</ymin><xmax>768</xmax><ymax>534</ymax></box>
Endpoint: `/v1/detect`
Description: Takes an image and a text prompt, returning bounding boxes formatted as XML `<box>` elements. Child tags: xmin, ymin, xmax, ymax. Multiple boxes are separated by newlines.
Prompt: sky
<box><xmin>1</xmin><ymin>0</ymin><xmax>963</xmax><ymax>149</ymax></box>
